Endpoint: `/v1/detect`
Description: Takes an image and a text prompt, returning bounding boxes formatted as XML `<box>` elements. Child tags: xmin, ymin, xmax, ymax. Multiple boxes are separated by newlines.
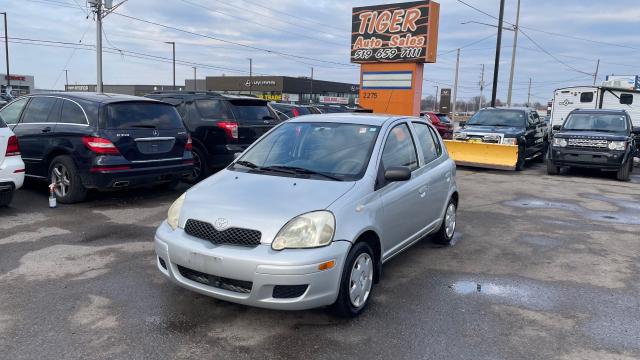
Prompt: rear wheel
<box><xmin>332</xmin><ymin>242</ymin><xmax>375</xmax><ymax>318</ymax></box>
<box><xmin>616</xmin><ymin>159</ymin><xmax>632</xmax><ymax>181</ymax></box>
<box><xmin>184</xmin><ymin>146</ymin><xmax>209</xmax><ymax>184</ymax></box>
<box><xmin>433</xmin><ymin>199</ymin><xmax>457</xmax><ymax>245</ymax></box>
<box><xmin>0</xmin><ymin>189</ymin><xmax>14</xmax><ymax>207</ymax></box>
<box><xmin>49</xmin><ymin>155</ymin><xmax>87</xmax><ymax>204</ymax></box>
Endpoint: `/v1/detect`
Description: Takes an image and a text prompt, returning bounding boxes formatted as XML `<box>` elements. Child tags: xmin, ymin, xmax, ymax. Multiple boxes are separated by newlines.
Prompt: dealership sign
<box><xmin>351</xmin><ymin>1</ymin><xmax>439</xmax><ymax>63</ymax></box>
<box><xmin>319</xmin><ymin>96</ymin><xmax>349</xmax><ymax>104</ymax></box>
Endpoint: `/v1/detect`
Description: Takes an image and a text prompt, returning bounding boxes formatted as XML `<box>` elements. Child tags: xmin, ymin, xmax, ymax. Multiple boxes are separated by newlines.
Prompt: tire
<box><xmin>433</xmin><ymin>199</ymin><xmax>457</xmax><ymax>245</ymax></box>
<box><xmin>546</xmin><ymin>154</ymin><xmax>559</xmax><ymax>175</ymax></box>
<box><xmin>49</xmin><ymin>155</ymin><xmax>88</xmax><ymax>204</ymax></box>
<box><xmin>0</xmin><ymin>189</ymin><xmax>14</xmax><ymax>207</ymax></box>
<box><xmin>515</xmin><ymin>145</ymin><xmax>526</xmax><ymax>171</ymax></box>
<box><xmin>184</xmin><ymin>146</ymin><xmax>209</xmax><ymax>184</ymax></box>
<box><xmin>616</xmin><ymin>159</ymin><xmax>632</xmax><ymax>181</ymax></box>
<box><xmin>332</xmin><ymin>242</ymin><xmax>375</xmax><ymax>318</ymax></box>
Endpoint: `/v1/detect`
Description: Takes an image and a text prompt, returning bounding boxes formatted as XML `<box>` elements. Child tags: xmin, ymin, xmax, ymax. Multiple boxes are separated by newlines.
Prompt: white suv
<box><xmin>0</xmin><ymin>117</ymin><xmax>24</xmax><ymax>207</ymax></box>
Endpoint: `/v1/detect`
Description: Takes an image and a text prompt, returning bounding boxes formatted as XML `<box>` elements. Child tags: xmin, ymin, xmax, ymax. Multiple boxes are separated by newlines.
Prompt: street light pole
<box><xmin>452</xmin><ymin>48</ymin><xmax>460</xmax><ymax>120</ymax></box>
<box><xmin>506</xmin><ymin>0</ymin><xmax>521</xmax><ymax>107</ymax></box>
<box><xmin>95</xmin><ymin>2</ymin><xmax>103</xmax><ymax>93</ymax></box>
<box><xmin>165</xmin><ymin>41</ymin><xmax>175</xmax><ymax>89</ymax></box>
<box><xmin>65</xmin><ymin>70</ymin><xmax>69</xmax><ymax>88</ymax></box>
<box><xmin>433</xmin><ymin>85</ymin><xmax>438</xmax><ymax>112</ymax></box>
<box><xmin>491</xmin><ymin>0</ymin><xmax>506</xmax><ymax>107</ymax></box>
<box><xmin>1</xmin><ymin>12</ymin><xmax>10</xmax><ymax>95</ymax></box>
<box><xmin>310</xmin><ymin>67</ymin><xmax>314</xmax><ymax>104</ymax></box>
<box><xmin>192</xmin><ymin>67</ymin><xmax>197</xmax><ymax>91</ymax></box>
<box><xmin>248</xmin><ymin>58</ymin><xmax>252</xmax><ymax>95</ymax></box>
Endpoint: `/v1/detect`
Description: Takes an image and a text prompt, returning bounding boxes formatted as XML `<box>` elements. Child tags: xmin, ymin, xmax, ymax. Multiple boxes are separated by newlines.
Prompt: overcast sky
<box><xmin>4</xmin><ymin>0</ymin><xmax>640</xmax><ymax>104</ymax></box>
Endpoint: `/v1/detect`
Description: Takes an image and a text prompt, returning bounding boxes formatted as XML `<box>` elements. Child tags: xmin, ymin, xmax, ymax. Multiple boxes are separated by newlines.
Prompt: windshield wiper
<box><xmin>235</xmin><ymin>160</ymin><xmax>260</xmax><ymax>169</ymax></box>
<box><xmin>267</xmin><ymin>166</ymin><xmax>343</xmax><ymax>181</ymax></box>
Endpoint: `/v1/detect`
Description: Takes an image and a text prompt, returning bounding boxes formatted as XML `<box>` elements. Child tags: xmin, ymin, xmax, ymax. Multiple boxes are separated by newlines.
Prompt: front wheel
<box><xmin>616</xmin><ymin>159</ymin><xmax>632</xmax><ymax>181</ymax></box>
<box><xmin>332</xmin><ymin>242</ymin><xmax>375</xmax><ymax>318</ymax></box>
<box><xmin>515</xmin><ymin>145</ymin><xmax>526</xmax><ymax>171</ymax></box>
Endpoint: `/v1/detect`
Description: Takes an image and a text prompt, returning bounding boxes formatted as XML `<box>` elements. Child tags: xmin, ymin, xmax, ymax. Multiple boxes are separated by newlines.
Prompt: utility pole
<box><xmin>593</xmin><ymin>59</ymin><xmax>600</xmax><ymax>86</ymax></box>
<box><xmin>433</xmin><ymin>85</ymin><xmax>438</xmax><ymax>112</ymax></box>
<box><xmin>491</xmin><ymin>0</ymin><xmax>506</xmax><ymax>107</ymax></box>
<box><xmin>452</xmin><ymin>48</ymin><xmax>460</xmax><ymax>120</ymax></box>
<box><xmin>165</xmin><ymin>41</ymin><xmax>175</xmax><ymax>89</ymax></box>
<box><xmin>1</xmin><ymin>13</ymin><xmax>10</xmax><ymax>95</ymax></box>
<box><xmin>192</xmin><ymin>67</ymin><xmax>197</xmax><ymax>91</ymax></box>
<box><xmin>310</xmin><ymin>67</ymin><xmax>314</xmax><ymax>104</ymax></box>
<box><xmin>479</xmin><ymin>64</ymin><xmax>485</xmax><ymax>110</ymax></box>
<box><xmin>506</xmin><ymin>0</ymin><xmax>521</xmax><ymax>108</ymax></box>
<box><xmin>527</xmin><ymin>78</ymin><xmax>532</xmax><ymax>107</ymax></box>
<box><xmin>95</xmin><ymin>2</ymin><xmax>103</xmax><ymax>93</ymax></box>
<box><xmin>64</xmin><ymin>70</ymin><xmax>69</xmax><ymax>88</ymax></box>
<box><xmin>248</xmin><ymin>58</ymin><xmax>252</xmax><ymax>95</ymax></box>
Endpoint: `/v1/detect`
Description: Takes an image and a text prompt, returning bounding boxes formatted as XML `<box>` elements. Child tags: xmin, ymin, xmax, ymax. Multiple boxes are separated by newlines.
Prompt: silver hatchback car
<box><xmin>154</xmin><ymin>113</ymin><xmax>458</xmax><ymax>317</ymax></box>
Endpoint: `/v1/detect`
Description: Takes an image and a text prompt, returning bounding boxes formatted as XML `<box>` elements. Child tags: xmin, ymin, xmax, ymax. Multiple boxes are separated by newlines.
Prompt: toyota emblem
<box><xmin>213</xmin><ymin>218</ymin><xmax>230</xmax><ymax>231</ymax></box>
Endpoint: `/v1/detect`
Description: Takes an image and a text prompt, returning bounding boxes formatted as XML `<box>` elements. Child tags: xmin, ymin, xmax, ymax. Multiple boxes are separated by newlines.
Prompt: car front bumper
<box><xmin>550</xmin><ymin>147</ymin><xmax>628</xmax><ymax>169</ymax></box>
<box><xmin>154</xmin><ymin>221</ymin><xmax>350</xmax><ymax>310</ymax></box>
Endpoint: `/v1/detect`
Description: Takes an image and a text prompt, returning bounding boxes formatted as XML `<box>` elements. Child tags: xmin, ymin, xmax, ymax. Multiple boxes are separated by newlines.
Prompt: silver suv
<box><xmin>154</xmin><ymin>113</ymin><xmax>459</xmax><ymax>317</ymax></box>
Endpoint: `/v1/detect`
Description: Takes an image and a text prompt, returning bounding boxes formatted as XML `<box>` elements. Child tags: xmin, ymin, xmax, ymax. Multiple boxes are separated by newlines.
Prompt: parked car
<box><xmin>453</xmin><ymin>107</ymin><xmax>548</xmax><ymax>170</ymax></box>
<box><xmin>313</xmin><ymin>104</ymin><xmax>353</xmax><ymax>114</ymax></box>
<box><xmin>270</xmin><ymin>103</ymin><xmax>315</xmax><ymax>120</ymax></box>
<box><xmin>146</xmin><ymin>92</ymin><xmax>279</xmax><ymax>183</ymax></box>
<box><xmin>421</xmin><ymin>111</ymin><xmax>454</xmax><ymax>139</ymax></box>
<box><xmin>0</xmin><ymin>116</ymin><xmax>24</xmax><ymax>207</ymax></box>
<box><xmin>0</xmin><ymin>92</ymin><xmax>193</xmax><ymax>203</ymax></box>
<box><xmin>154</xmin><ymin>114</ymin><xmax>459</xmax><ymax>317</ymax></box>
<box><xmin>547</xmin><ymin>109</ymin><xmax>639</xmax><ymax>181</ymax></box>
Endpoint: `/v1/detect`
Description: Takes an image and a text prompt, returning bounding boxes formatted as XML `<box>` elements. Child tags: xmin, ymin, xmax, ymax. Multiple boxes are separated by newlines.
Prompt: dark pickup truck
<box><xmin>453</xmin><ymin>107</ymin><xmax>548</xmax><ymax>170</ymax></box>
<box><xmin>547</xmin><ymin>109</ymin><xmax>639</xmax><ymax>181</ymax></box>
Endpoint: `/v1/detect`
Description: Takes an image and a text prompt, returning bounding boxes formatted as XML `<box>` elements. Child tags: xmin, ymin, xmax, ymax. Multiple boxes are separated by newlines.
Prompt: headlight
<box><xmin>272</xmin><ymin>211</ymin><xmax>335</xmax><ymax>250</ymax></box>
<box><xmin>453</xmin><ymin>132</ymin><xmax>467</xmax><ymax>140</ymax></box>
<box><xmin>502</xmin><ymin>137</ymin><xmax>518</xmax><ymax>145</ymax></box>
<box><xmin>167</xmin><ymin>193</ymin><xmax>186</xmax><ymax>230</ymax></box>
<box><xmin>608</xmin><ymin>141</ymin><xmax>626</xmax><ymax>151</ymax></box>
<box><xmin>552</xmin><ymin>137</ymin><xmax>567</xmax><ymax>147</ymax></box>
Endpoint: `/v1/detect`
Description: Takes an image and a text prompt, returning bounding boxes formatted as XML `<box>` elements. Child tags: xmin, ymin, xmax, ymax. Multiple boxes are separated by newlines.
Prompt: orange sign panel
<box><xmin>359</xmin><ymin>62</ymin><xmax>424</xmax><ymax>116</ymax></box>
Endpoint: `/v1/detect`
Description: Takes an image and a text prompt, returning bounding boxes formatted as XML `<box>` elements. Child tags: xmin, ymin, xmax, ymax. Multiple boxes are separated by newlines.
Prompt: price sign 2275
<box><xmin>362</xmin><ymin>92</ymin><xmax>378</xmax><ymax>100</ymax></box>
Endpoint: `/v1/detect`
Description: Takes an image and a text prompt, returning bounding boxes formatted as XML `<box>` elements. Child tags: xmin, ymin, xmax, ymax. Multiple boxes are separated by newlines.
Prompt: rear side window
<box><xmin>104</xmin><ymin>102</ymin><xmax>184</xmax><ymax>129</ymax></box>
<box><xmin>580</xmin><ymin>92</ymin><xmax>594</xmax><ymax>103</ymax></box>
<box><xmin>0</xmin><ymin>97</ymin><xmax>28</xmax><ymax>125</ymax></box>
<box><xmin>21</xmin><ymin>97</ymin><xmax>58</xmax><ymax>124</ymax></box>
<box><xmin>227</xmin><ymin>100</ymin><xmax>273</xmax><ymax>122</ymax></box>
<box><xmin>195</xmin><ymin>99</ymin><xmax>232</xmax><ymax>119</ymax></box>
<box><xmin>412</xmin><ymin>122</ymin><xmax>439</xmax><ymax>164</ymax></box>
<box><xmin>61</xmin><ymin>100</ymin><xmax>87</xmax><ymax>125</ymax></box>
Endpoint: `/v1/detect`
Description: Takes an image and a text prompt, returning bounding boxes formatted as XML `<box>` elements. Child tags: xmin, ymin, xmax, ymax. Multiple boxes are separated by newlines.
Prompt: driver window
<box><xmin>381</xmin><ymin>123</ymin><xmax>418</xmax><ymax>171</ymax></box>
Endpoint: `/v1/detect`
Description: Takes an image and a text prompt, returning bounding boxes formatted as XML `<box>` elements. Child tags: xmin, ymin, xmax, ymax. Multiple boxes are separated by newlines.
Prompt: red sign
<box><xmin>4</xmin><ymin>75</ymin><xmax>26</xmax><ymax>81</ymax></box>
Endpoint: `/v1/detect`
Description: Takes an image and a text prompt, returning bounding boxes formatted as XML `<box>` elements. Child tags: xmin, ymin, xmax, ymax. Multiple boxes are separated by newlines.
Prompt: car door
<box><xmin>376</xmin><ymin>122</ymin><xmax>426</xmax><ymax>259</ymax></box>
<box><xmin>411</xmin><ymin>121</ymin><xmax>450</xmax><ymax>224</ymax></box>
<box><xmin>12</xmin><ymin>96</ymin><xmax>61</xmax><ymax>177</ymax></box>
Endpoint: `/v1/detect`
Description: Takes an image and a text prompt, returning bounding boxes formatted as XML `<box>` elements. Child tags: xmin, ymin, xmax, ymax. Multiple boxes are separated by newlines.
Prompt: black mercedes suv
<box><xmin>547</xmin><ymin>109</ymin><xmax>639</xmax><ymax>181</ymax></box>
<box><xmin>145</xmin><ymin>92</ymin><xmax>279</xmax><ymax>183</ymax></box>
<box><xmin>0</xmin><ymin>92</ymin><xmax>193</xmax><ymax>203</ymax></box>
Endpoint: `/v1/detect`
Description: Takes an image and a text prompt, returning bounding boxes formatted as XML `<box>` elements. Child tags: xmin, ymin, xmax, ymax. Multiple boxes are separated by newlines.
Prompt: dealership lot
<box><xmin>1</xmin><ymin>164</ymin><xmax>639</xmax><ymax>359</ymax></box>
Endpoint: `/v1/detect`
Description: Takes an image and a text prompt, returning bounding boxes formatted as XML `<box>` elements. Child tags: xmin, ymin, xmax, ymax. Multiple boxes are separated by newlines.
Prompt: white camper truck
<box><xmin>550</xmin><ymin>86</ymin><xmax>640</xmax><ymax>129</ymax></box>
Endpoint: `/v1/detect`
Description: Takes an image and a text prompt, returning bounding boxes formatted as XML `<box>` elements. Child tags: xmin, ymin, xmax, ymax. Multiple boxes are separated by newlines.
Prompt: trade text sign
<box><xmin>351</xmin><ymin>1</ymin><xmax>439</xmax><ymax>64</ymax></box>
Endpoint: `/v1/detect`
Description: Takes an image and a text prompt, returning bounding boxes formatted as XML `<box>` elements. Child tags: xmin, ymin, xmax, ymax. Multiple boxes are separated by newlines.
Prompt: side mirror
<box><xmin>552</xmin><ymin>125</ymin><xmax>561</xmax><ymax>131</ymax></box>
<box><xmin>632</xmin><ymin>126</ymin><xmax>640</xmax><ymax>135</ymax></box>
<box><xmin>384</xmin><ymin>167</ymin><xmax>411</xmax><ymax>182</ymax></box>
<box><xmin>458</xmin><ymin>121</ymin><xmax>467</xmax><ymax>127</ymax></box>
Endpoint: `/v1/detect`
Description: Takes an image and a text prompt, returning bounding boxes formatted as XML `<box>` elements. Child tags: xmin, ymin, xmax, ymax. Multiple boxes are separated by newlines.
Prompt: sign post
<box><xmin>351</xmin><ymin>1</ymin><xmax>440</xmax><ymax>116</ymax></box>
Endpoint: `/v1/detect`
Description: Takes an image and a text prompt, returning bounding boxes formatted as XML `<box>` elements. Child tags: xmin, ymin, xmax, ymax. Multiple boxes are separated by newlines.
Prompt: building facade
<box><xmin>1</xmin><ymin>74</ymin><xmax>35</xmax><ymax>96</ymax></box>
<box><xmin>65</xmin><ymin>84</ymin><xmax>185</xmax><ymax>96</ymax></box>
<box><xmin>204</xmin><ymin>76</ymin><xmax>359</xmax><ymax>105</ymax></box>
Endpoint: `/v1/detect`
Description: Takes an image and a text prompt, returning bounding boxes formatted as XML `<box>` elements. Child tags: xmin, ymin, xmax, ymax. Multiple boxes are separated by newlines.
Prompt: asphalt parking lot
<box><xmin>1</xmin><ymin>163</ymin><xmax>639</xmax><ymax>360</ymax></box>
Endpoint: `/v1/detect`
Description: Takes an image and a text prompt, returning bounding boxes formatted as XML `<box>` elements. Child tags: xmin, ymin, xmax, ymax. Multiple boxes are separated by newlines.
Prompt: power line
<box><xmin>518</xmin><ymin>29</ymin><xmax>592</xmax><ymax>76</ymax></box>
<box><xmin>239</xmin><ymin>0</ymin><xmax>345</xmax><ymax>33</ymax></box>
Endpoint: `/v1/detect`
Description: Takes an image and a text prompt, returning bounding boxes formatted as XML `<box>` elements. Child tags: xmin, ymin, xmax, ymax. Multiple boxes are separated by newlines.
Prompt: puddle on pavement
<box><xmin>503</xmin><ymin>197</ymin><xmax>640</xmax><ymax>225</ymax></box>
<box><xmin>449</xmin><ymin>281</ymin><xmax>527</xmax><ymax>298</ymax></box>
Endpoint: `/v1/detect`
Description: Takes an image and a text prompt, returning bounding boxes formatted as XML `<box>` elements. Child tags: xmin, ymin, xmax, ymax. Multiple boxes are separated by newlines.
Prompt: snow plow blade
<box><xmin>444</xmin><ymin>140</ymin><xmax>519</xmax><ymax>170</ymax></box>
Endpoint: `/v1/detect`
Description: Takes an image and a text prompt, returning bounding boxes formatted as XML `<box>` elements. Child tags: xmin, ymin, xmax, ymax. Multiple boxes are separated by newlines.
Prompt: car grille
<box><xmin>184</xmin><ymin>219</ymin><xmax>262</xmax><ymax>247</ymax></box>
<box><xmin>177</xmin><ymin>265</ymin><xmax>253</xmax><ymax>294</ymax></box>
<box><xmin>272</xmin><ymin>285</ymin><xmax>309</xmax><ymax>299</ymax></box>
<box><xmin>466</xmin><ymin>135</ymin><xmax>501</xmax><ymax>144</ymax></box>
<box><xmin>567</xmin><ymin>138</ymin><xmax>608</xmax><ymax>149</ymax></box>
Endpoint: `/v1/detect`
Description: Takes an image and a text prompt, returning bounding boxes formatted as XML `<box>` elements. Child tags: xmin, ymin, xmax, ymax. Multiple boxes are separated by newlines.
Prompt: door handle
<box><xmin>418</xmin><ymin>186</ymin><xmax>428</xmax><ymax>198</ymax></box>
<box><xmin>41</xmin><ymin>127</ymin><xmax>52</xmax><ymax>133</ymax></box>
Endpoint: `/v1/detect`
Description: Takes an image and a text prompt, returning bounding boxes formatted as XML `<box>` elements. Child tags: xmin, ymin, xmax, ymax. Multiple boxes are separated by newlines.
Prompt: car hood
<box><xmin>460</xmin><ymin>125</ymin><xmax>524</xmax><ymax>136</ymax></box>
<box><xmin>180</xmin><ymin>169</ymin><xmax>356</xmax><ymax>244</ymax></box>
<box><xmin>555</xmin><ymin>130</ymin><xmax>628</xmax><ymax>141</ymax></box>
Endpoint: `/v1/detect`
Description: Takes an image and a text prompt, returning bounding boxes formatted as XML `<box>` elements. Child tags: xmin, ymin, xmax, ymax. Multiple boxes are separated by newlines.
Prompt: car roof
<box><xmin>287</xmin><ymin>113</ymin><xmax>415</xmax><ymax>126</ymax></box>
<box><xmin>570</xmin><ymin>109</ymin><xmax>628</xmax><ymax>115</ymax></box>
<box><xmin>146</xmin><ymin>91</ymin><xmax>269</xmax><ymax>103</ymax></box>
<box><xmin>29</xmin><ymin>92</ymin><xmax>163</xmax><ymax>104</ymax></box>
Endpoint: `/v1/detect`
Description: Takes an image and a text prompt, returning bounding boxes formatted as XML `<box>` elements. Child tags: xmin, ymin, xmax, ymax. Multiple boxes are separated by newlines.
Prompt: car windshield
<box><xmin>467</xmin><ymin>110</ymin><xmax>526</xmax><ymax>127</ymax></box>
<box><xmin>563</xmin><ymin>113</ymin><xmax>628</xmax><ymax>132</ymax></box>
<box><xmin>104</xmin><ymin>102</ymin><xmax>183</xmax><ymax>129</ymax></box>
<box><xmin>233</xmin><ymin>122</ymin><xmax>380</xmax><ymax>181</ymax></box>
